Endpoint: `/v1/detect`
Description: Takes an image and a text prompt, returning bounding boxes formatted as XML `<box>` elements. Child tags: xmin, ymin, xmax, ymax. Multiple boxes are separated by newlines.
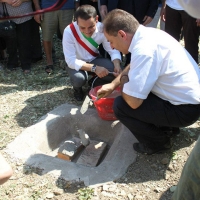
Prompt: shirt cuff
<box><xmin>110</xmin><ymin>53</ymin><xmax>122</xmax><ymax>62</ymax></box>
<box><xmin>74</xmin><ymin>60</ymin><xmax>86</xmax><ymax>71</ymax></box>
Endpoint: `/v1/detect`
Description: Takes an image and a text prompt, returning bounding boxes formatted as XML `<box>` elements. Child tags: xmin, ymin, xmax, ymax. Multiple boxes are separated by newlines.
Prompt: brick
<box><xmin>76</xmin><ymin>140</ymin><xmax>107</xmax><ymax>167</ymax></box>
<box><xmin>57</xmin><ymin>137</ymin><xmax>84</xmax><ymax>161</ymax></box>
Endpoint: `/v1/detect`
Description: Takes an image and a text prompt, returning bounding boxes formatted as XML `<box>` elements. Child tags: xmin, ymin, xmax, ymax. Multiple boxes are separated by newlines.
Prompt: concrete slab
<box><xmin>6</xmin><ymin>103</ymin><xmax>137</xmax><ymax>187</ymax></box>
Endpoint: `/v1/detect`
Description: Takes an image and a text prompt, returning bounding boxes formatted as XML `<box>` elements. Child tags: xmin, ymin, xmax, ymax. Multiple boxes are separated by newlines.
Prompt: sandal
<box><xmin>45</xmin><ymin>65</ymin><xmax>54</xmax><ymax>74</ymax></box>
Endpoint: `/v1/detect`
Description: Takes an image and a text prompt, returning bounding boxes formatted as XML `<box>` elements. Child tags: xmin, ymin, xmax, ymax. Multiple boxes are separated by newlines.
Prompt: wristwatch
<box><xmin>91</xmin><ymin>64</ymin><xmax>96</xmax><ymax>73</ymax></box>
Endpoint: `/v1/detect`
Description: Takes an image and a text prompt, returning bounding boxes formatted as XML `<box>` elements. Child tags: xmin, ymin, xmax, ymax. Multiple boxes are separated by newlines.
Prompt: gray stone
<box><xmin>6</xmin><ymin>104</ymin><xmax>137</xmax><ymax>187</ymax></box>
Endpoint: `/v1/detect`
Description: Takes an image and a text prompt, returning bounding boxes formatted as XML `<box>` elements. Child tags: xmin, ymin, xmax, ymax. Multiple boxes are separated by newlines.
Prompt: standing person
<box><xmin>97</xmin><ymin>9</ymin><xmax>200</xmax><ymax>155</ymax></box>
<box><xmin>62</xmin><ymin>5</ymin><xmax>121</xmax><ymax>101</ymax></box>
<box><xmin>80</xmin><ymin>0</ymin><xmax>101</xmax><ymax>21</ymax></box>
<box><xmin>100</xmin><ymin>0</ymin><xmax>159</xmax><ymax>66</ymax></box>
<box><xmin>33</xmin><ymin>0</ymin><xmax>76</xmax><ymax>74</ymax></box>
<box><xmin>0</xmin><ymin>0</ymin><xmax>34</xmax><ymax>73</ymax></box>
<box><xmin>162</xmin><ymin>3</ymin><xmax>200</xmax><ymax>200</ymax></box>
<box><xmin>160</xmin><ymin>0</ymin><xmax>200</xmax><ymax>64</ymax></box>
<box><xmin>100</xmin><ymin>0</ymin><xmax>159</xmax><ymax>25</ymax></box>
<box><xmin>0</xmin><ymin>153</ymin><xmax>12</xmax><ymax>185</ymax></box>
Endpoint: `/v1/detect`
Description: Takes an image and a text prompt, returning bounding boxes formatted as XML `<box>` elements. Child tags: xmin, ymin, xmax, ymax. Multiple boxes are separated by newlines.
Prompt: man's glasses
<box><xmin>0</xmin><ymin>0</ymin><xmax>68</xmax><ymax>20</ymax></box>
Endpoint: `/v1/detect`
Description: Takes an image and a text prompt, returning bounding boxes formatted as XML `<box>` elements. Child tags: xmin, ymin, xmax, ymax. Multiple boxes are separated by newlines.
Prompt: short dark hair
<box><xmin>103</xmin><ymin>9</ymin><xmax>139</xmax><ymax>36</ymax></box>
<box><xmin>75</xmin><ymin>5</ymin><xmax>97</xmax><ymax>21</ymax></box>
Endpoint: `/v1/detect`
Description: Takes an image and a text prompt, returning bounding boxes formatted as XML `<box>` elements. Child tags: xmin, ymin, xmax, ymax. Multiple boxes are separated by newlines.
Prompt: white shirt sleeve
<box><xmin>62</xmin><ymin>27</ymin><xmax>86</xmax><ymax>71</ymax></box>
<box><xmin>123</xmin><ymin>52</ymin><xmax>159</xmax><ymax>99</ymax></box>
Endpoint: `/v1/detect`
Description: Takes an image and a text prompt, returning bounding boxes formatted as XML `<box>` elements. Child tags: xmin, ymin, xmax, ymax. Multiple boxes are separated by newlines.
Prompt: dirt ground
<box><xmin>0</xmin><ymin>37</ymin><xmax>200</xmax><ymax>200</ymax></box>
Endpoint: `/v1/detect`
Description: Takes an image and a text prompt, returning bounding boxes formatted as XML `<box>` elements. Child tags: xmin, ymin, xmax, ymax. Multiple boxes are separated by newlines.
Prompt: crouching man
<box><xmin>97</xmin><ymin>9</ymin><xmax>200</xmax><ymax>155</ymax></box>
<box><xmin>62</xmin><ymin>5</ymin><xmax>121</xmax><ymax>101</ymax></box>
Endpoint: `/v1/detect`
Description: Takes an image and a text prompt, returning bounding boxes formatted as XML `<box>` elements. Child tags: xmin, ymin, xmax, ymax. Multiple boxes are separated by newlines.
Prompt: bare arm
<box><xmin>32</xmin><ymin>0</ymin><xmax>43</xmax><ymax>23</ymax></box>
<box><xmin>100</xmin><ymin>5</ymin><xmax>108</xmax><ymax>20</ymax></box>
<box><xmin>97</xmin><ymin>64</ymin><xmax>143</xmax><ymax>109</ymax></box>
<box><xmin>0</xmin><ymin>153</ymin><xmax>13</xmax><ymax>185</ymax></box>
<box><xmin>160</xmin><ymin>0</ymin><xmax>166</xmax><ymax>22</ymax></box>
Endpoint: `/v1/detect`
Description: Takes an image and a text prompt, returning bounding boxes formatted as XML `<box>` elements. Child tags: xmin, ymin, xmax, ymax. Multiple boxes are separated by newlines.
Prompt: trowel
<box><xmin>80</xmin><ymin>93</ymin><xmax>104</xmax><ymax>114</ymax></box>
<box><xmin>80</xmin><ymin>95</ymin><xmax>93</xmax><ymax>114</ymax></box>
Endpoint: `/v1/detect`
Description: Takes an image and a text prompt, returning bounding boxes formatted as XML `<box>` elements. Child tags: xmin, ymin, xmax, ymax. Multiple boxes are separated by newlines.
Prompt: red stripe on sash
<box><xmin>70</xmin><ymin>23</ymin><xmax>99</xmax><ymax>57</ymax></box>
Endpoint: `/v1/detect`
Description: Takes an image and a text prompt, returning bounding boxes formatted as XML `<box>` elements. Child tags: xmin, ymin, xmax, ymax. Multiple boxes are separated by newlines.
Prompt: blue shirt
<box><xmin>41</xmin><ymin>0</ymin><xmax>74</xmax><ymax>10</ymax></box>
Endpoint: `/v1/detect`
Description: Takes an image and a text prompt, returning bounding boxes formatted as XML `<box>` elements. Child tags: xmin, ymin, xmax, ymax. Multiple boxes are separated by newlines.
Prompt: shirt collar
<box><xmin>128</xmin><ymin>25</ymin><xmax>144</xmax><ymax>53</ymax></box>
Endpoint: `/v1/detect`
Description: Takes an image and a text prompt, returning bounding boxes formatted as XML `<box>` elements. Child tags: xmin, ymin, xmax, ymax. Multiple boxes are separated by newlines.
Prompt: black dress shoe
<box><xmin>74</xmin><ymin>88</ymin><xmax>84</xmax><ymax>101</ymax></box>
<box><xmin>133</xmin><ymin>142</ymin><xmax>172</xmax><ymax>155</ymax></box>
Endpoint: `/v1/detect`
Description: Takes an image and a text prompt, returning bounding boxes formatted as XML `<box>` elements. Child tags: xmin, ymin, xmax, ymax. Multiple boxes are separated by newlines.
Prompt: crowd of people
<box><xmin>0</xmin><ymin>0</ymin><xmax>200</xmax><ymax>199</ymax></box>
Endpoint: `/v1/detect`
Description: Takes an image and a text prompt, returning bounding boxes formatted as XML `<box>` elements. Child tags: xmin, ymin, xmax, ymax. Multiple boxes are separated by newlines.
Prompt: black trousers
<box><xmin>6</xmin><ymin>19</ymin><xmax>32</xmax><ymax>70</ymax></box>
<box><xmin>114</xmin><ymin>93</ymin><xmax>200</xmax><ymax>149</ymax></box>
<box><xmin>165</xmin><ymin>5</ymin><xmax>199</xmax><ymax>63</ymax></box>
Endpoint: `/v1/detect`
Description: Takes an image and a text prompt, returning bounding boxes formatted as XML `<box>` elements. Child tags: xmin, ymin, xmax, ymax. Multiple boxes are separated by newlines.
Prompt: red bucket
<box><xmin>89</xmin><ymin>86</ymin><xmax>121</xmax><ymax>120</ymax></box>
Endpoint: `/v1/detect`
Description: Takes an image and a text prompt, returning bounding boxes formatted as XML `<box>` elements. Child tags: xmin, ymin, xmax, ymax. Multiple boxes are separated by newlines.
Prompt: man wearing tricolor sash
<box><xmin>63</xmin><ymin>5</ymin><xmax>121</xmax><ymax>101</ymax></box>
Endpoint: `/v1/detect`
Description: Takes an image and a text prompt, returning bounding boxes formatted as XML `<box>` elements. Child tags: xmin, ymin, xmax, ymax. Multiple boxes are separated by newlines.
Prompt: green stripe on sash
<box><xmin>82</xmin><ymin>33</ymin><xmax>99</xmax><ymax>49</ymax></box>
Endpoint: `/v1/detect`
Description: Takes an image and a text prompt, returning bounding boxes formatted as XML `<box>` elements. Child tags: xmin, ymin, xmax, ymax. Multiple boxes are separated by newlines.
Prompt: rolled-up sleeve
<box><xmin>62</xmin><ymin>27</ymin><xmax>86</xmax><ymax>71</ymax></box>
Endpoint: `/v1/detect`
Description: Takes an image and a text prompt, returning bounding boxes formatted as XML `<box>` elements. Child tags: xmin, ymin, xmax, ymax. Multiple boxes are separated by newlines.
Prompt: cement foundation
<box><xmin>6</xmin><ymin>103</ymin><xmax>137</xmax><ymax>186</ymax></box>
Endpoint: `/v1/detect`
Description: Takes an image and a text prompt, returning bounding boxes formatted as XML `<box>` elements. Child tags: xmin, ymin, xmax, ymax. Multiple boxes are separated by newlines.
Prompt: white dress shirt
<box><xmin>62</xmin><ymin>21</ymin><xmax>121</xmax><ymax>71</ymax></box>
<box><xmin>124</xmin><ymin>25</ymin><xmax>200</xmax><ymax>105</ymax></box>
<box><xmin>177</xmin><ymin>0</ymin><xmax>200</xmax><ymax>18</ymax></box>
<box><xmin>166</xmin><ymin>0</ymin><xmax>183</xmax><ymax>10</ymax></box>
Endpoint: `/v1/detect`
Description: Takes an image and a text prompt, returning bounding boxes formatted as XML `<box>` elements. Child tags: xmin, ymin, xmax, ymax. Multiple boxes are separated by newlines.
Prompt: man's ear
<box><xmin>118</xmin><ymin>30</ymin><xmax>126</xmax><ymax>39</ymax></box>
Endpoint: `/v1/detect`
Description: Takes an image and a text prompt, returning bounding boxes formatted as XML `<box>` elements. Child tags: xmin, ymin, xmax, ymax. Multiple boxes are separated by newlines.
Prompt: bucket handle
<box><xmin>90</xmin><ymin>72</ymin><xmax>114</xmax><ymax>101</ymax></box>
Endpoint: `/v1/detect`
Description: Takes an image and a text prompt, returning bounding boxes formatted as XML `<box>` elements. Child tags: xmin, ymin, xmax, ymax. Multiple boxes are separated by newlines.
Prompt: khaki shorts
<box><xmin>41</xmin><ymin>9</ymin><xmax>74</xmax><ymax>41</ymax></box>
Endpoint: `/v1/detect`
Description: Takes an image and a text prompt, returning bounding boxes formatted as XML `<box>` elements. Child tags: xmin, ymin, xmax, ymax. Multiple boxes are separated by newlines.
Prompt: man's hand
<box><xmin>113</xmin><ymin>59</ymin><xmax>122</xmax><ymax>77</ymax></box>
<box><xmin>160</xmin><ymin>1</ymin><xmax>166</xmax><ymax>22</ymax></box>
<box><xmin>95</xmin><ymin>66</ymin><xmax>109</xmax><ymax>78</ymax></box>
<box><xmin>100</xmin><ymin>5</ymin><xmax>108</xmax><ymax>20</ymax></box>
<box><xmin>97</xmin><ymin>82</ymin><xmax>116</xmax><ymax>99</ymax></box>
<box><xmin>34</xmin><ymin>14</ymin><xmax>43</xmax><ymax>24</ymax></box>
<box><xmin>196</xmin><ymin>19</ymin><xmax>200</xmax><ymax>26</ymax></box>
<box><xmin>143</xmin><ymin>16</ymin><xmax>153</xmax><ymax>26</ymax></box>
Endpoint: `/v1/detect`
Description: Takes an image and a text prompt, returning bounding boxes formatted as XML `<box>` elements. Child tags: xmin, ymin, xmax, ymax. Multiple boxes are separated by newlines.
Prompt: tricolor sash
<box><xmin>70</xmin><ymin>23</ymin><xmax>99</xmax><ymax>57</ymax></box>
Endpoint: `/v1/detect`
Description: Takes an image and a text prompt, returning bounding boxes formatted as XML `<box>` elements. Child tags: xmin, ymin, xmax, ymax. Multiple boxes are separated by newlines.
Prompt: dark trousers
<box><xmin>31</xmin><ymin>19</ymin><xmax>42</xmax><ymax>60</ymax></box>
<box><xmin>114</xmin><ymin>93</ymin><xmax>200</xmax><ymax>149</ymax></box>
<box><xmin>6</xmin><ymin>19</ymin><xmax>32</xmax><ymax>70</ymax></box>
<box><xmin>165</xmin><ymin>5</ymin><xmax>199</xmax><ymax>63</ymax></box>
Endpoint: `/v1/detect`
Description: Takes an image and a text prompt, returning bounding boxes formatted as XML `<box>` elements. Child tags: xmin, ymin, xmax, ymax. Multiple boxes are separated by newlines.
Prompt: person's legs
<box><xmin>58</xmin><ymin>9</ymin><xmax>74</xmax><ymax>36</ymax></box>
<box><xmin>114</xmin><ymin>93</ymin><xmax>200</xmax><ymax>153</ymax></box>
<box><xmin>41</xmin><ymin>11</ymin><xmax>58</xmax><ymax>73</ymax></box>
<box><xmin>5</xmin><ymin>33</ymin><xmax>18</xmax><ymax>70</ymax></box>
<box><xmin>17</xmin><ymin>19</ymin><xmax>32</xmax><ymax>72</ymax></box>
<box><xmin>181</xmin><ymin>10</ymin><xmax>199</xmax><ymax>63</ymax></box>
<box><xmin>172</xmin><ymin>137</ymin><xmax>200</xmax><ymax>200</ymax></box>
<box><xmin>67</xmin><ymin>67</ymin><xmax>88</xmax><ymax>101</ymax></box>
<box><xmin>30</xmin><ymin>18</ymin><xmax>43</xmax><ymax>62</ymax></box>
<box><xmin>165</xmin><ymin>5</ymin><xmax>182</xmax><ymax>41</ymax></box>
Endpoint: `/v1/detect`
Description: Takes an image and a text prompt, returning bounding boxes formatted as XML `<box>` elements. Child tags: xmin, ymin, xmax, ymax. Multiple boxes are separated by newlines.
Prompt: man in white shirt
<box><xmin>177</xmin><ymin>0</ymin><xmax>200</xmax><ymax>18</ymax></box>
<box><xmin>62</xmin><ymin>5</ymin><xmax>121</xmax><ymax>101</ymax></box>
<box><xmin>160</xmin><ymin>0</ymin><xmax>200</xmax><ymax>64</ymax></box>
<box><xmin>97</xmin><ymin>9</ymin><xmax>200</xmax><ymax>155</ymax></box>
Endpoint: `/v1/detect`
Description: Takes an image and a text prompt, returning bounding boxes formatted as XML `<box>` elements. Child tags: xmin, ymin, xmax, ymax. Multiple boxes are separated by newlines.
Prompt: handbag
<box><xmin>0</xmin><ymin>3</ymin><xmax>16</xmax><ymax>38</ymax></box>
